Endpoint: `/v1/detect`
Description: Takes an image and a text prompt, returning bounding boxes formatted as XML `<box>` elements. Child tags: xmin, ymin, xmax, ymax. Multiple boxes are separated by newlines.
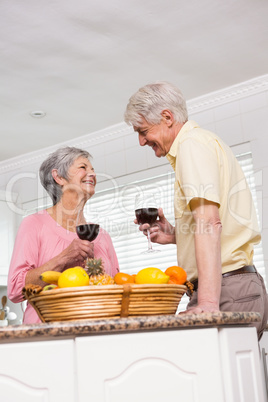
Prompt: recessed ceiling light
<box><xmin>30</xmin><ymin>111</ymin><xmax>46</xmax><ymax>118</ymax></box>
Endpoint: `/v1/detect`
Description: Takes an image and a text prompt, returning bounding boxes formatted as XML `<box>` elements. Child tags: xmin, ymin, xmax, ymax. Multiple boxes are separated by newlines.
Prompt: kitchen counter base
<box><xmin>0</xmin><ymin>324</ymin><xmax>265</xmax><ymax>402</ymax></box>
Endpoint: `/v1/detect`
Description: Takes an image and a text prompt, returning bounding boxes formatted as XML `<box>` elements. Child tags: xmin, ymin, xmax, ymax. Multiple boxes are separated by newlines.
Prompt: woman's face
<box><xmin>64</xmin><ymin>156</ymin><xmax>97</xmax><ymax>200</ymax></box>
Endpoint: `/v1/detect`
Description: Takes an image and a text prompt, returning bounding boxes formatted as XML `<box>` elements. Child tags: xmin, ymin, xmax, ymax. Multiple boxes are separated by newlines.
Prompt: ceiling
<box><xmin>1</xmin><ymin>0</ymin><xmax>268</xmax><ymax>162</ymax></box>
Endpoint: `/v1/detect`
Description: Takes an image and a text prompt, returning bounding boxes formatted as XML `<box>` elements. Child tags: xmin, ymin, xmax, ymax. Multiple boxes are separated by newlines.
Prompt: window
<box><xmin>84</xmin><ymin>171</ymin><xmax>176</xmax><ymax>273</ymax></box>
<box><xmin>84</xmin><ymin>171</ymin><xmax>189</xmax><ymax>310</ymax></box>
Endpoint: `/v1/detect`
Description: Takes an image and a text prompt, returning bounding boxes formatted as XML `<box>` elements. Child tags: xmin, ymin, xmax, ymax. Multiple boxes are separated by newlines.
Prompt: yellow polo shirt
<box><xmin>166</xmin><ymin>120</ymin><xmax>261</xmax><ymax>282</ymax></box>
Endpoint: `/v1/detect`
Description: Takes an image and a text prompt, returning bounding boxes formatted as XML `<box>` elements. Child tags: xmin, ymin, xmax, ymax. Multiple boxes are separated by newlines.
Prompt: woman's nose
<box><xmin>87</xmin><ymin>169</ymin><xmax>96</xmax><ymax>177</ymax></box>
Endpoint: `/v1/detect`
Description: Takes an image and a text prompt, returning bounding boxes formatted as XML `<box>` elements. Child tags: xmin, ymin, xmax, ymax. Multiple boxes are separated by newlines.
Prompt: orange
<box><xmin>165</xmin><ymin>266</ymin><xmax>187</xmax><ymax>285</ymax></box>
<box><xmin>167</xmin><ymin>277</ymin><xmax>178</xmax><ymax>284</ymax></box>
<box><xmin>58</xmin><ymin>267</ymin><xmax>89</xmax><ymax>288</ymax></box>
<box><xmin>114</xmin><ymin>272</ymin><xmax>135</xmax><ymax>284</ymax></box>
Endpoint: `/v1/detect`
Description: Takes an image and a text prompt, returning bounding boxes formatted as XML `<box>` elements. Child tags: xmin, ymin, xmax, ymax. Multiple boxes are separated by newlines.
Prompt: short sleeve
<box><xmin>176</xmin><ymin>137</ymin><xmax>221</xmax><ymax>206</ymax></box>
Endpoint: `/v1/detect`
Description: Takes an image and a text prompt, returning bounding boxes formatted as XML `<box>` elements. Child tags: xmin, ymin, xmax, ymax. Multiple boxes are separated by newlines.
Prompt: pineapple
<box><xmin>85</xmin><ymin>258</ymin><xmax>114</xmax><ymax>285</ymax></box>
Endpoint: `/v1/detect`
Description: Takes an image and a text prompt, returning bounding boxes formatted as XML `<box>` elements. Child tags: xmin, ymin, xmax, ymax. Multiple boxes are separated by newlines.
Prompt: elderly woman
<box><xmin>8</xmin><ymin>146</ymin><xmax>119</xmax><ymax>323</ymax></box>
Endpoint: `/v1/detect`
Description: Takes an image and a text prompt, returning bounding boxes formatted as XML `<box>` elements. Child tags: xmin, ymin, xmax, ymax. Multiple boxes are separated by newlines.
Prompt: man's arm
<box><xmin>181</xmin><ymin>198</ymin><xmax>222</xmax><ymax>314</ymax></box>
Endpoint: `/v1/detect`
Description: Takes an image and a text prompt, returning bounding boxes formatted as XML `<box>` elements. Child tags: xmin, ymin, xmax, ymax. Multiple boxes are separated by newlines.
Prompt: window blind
<box><xmin>85</xmin><ymin>151</ymin><xmax>266</xmax><ymax>311</ymax></box>
<box><xmin>235</xmin><ymin>152</ymin><xmax>266</xmax><ymax>285</ymax></box>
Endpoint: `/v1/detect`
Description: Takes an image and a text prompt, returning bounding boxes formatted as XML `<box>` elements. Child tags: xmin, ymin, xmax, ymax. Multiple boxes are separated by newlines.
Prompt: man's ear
<box><xmin>161</xmin><ymin>110</ymin><xmax>174</xmax><ymax>127</ymax></box>
<box><xmin>51</xmin><ymin>169</ymin><xmax>65</xmax><ymax>186</ymax></box>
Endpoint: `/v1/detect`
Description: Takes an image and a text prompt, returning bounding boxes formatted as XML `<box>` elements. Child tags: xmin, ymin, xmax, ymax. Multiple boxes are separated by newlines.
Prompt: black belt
<box><xmin>189</xmin><ymin>265</ymin><xmax>257</xmax><ymax>295</ymax></box>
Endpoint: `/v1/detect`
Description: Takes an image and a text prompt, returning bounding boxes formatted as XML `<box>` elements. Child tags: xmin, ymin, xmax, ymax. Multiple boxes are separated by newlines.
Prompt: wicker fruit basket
<box><xmin>22</xmin><ymin>283</ymin><xmax>187</xmax><ymax>322</ymax></box>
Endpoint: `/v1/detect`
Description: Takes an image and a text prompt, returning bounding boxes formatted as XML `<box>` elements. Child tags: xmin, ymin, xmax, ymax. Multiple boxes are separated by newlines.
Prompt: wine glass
<box><xmin>135</xmin><ymin>193</ymin><xmax>160</xmax><ymax>253</ymax></box>
<box><xmin>76</xmin><ymin>210</ymin><xmax>100</xmax><ymax>259</ymax></box>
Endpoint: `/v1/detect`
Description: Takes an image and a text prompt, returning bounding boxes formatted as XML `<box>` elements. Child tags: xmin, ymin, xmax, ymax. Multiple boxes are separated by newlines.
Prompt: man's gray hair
<box><xmin>39</xmin><ymin>146</ymin><xmax>91</xmax><ymax>205</ymax></box>
<box><xmin>124</xmin><ymin>81</ymin><xmax>188</xmax><ymax>127</ymax></box>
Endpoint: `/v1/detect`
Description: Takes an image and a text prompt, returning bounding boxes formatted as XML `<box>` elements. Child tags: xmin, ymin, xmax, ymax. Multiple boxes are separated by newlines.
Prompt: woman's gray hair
<box><xmin>124</xmin><ymin>81</ymin><xmax>188</xmax><ymax>127</ymax></box>
<box><xmin>39</xmin><ymin>146</ymin><xmax>91</xmax><ymax>205</ymax></box>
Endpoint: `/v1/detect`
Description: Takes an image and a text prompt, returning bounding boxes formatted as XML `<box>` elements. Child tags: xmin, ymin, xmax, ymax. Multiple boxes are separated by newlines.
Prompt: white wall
<box><xmin>0</xmin><ymin>74</ymin><xmax>268</xmax><ymax>281</ymax></box>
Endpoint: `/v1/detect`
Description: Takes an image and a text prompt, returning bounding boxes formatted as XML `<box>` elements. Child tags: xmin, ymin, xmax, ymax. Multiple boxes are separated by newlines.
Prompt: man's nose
<box><xmin>139</xmin><ymin>135</ymin><xmax>147</xmax><ymax>146</ymax></box>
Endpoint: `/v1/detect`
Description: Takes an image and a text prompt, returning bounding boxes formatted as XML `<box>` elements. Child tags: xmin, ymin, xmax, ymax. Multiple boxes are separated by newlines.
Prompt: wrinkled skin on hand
<box><xmin>134</xmin><ymin>208</ymin><xmax>176</xmax><ymax>245</ymax></box>
<box><xmin>60</xmin><ymin>238</ymin><xmax>94</xmax><ymax>269</ymax></box>
<box><xmin>179</xmin><ymin>303</ymin><xmax>220</xmax><ymax>315</ymax></box>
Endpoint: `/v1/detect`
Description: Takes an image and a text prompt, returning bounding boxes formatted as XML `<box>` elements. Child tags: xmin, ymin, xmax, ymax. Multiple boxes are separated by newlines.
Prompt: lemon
<box><xmin>58</xmin><ymin>267</ymin><xmax>89</xmax><ymax>288</ymax></box>
<box><xmin>135</xmin><ymin>267</ymin><xmax>170</xmax><ymax>284</ymax></box>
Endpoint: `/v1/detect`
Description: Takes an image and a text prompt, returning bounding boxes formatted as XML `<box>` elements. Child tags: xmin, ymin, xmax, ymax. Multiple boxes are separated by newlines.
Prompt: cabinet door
<box><xmin>75</xmin><ymin>328</ymin><xmax>225</xmax><ymax>402</ymax></box>
<box><xmin>0</xmin><ymin>339</ymin><xmax>75</xmax><ymax>402</ymax></box>
<box><xmin>219</xmin><ymin>327</ymin><xmax>265</xmax><ymax>402</ymax></box>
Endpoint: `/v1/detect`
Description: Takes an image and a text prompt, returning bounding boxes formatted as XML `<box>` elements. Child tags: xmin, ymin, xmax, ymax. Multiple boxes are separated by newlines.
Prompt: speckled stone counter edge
<box><xmin>0</xmin><ymin>311</ymin><xmax>261</xmax><ymax>342</ymax></box>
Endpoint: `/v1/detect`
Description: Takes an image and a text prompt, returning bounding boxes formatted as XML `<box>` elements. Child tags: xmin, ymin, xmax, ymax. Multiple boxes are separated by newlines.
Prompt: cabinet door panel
<box><xmin>0</xmin><ymin>339</ymin><xmax>75</xmax><ymax>402</ymax></box>
<box><xmin>104</xmin><ymin>357</ymin><xmax>197</xmax><ymax>402</ymax></box>
<box><xmin>75</xmin><ymin>328</ymin><xmax>225</xmax><ymax>402</ymax></box>
<box><xmin>1</xmin><ymin>376</ymin><xmax>49</xmax><ymax>402</ymax></box>
<box><xmin>219</xmin><ymin>327</ymin><xmax>265</xmax><ymax>402</ymax></box>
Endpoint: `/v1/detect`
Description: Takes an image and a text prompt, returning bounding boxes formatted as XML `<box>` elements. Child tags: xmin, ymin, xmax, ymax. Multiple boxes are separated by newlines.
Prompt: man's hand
<box><xmin>134</xmin><ymin>208</ymin><xmax>176</xmax><ymax>245</ymax></box>
<box><xmin>179</xmin><ymin>302</ymin><xmax>220</xmax><ymax>315</ymax></box>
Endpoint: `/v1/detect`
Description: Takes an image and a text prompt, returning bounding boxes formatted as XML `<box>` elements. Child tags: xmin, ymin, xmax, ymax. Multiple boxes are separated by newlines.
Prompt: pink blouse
<box><xmin>7</xmin><ymin>210</ymin><xmax>119</xmax><ymax>324</ymax></box>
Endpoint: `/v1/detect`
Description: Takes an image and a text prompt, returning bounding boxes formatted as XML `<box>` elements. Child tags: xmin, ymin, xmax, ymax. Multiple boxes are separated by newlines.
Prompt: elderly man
<box><xmin>124</xmin><ymin>81</ymin><xmax>268</xmax><ymax>340</ymax></box>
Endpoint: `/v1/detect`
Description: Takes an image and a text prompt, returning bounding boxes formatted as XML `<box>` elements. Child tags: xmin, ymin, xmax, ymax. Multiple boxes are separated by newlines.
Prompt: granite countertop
<box><xmin>0</xmin><ymin>311</ymin><xmax>261</xmax><ymax>343</ymax></box>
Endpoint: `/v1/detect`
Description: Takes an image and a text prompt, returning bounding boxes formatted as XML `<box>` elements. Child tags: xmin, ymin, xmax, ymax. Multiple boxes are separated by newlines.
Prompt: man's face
<box><xmin>135</xmin><ymin>116</ymin><xmax>174</xmax><ymax>158</ymax></box>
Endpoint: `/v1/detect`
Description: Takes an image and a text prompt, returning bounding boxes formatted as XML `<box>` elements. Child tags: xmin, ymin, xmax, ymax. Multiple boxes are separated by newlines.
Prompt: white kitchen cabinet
<box><xmin>75</xmin><ymin>326</ymin><xmax>265</xmax><ymax>402</ymax></box>
<box><xmin>75</xmin><ymin>328</ymin><xmax>224</xmax><ymax>402</ymax></box>
<box><xmin>0</xmin><ymin>339</ymin><xmax>76</xmax><ymax>402</ymax></box>
<box><xmin>0</xmin><ymin>194</ymin><xmax>18</xmax><ymax>286</ymax></box>
<box><xmin>0</xmin><ymin>326</ymin><xmax>265</xmax><ymax>402</ymax></box>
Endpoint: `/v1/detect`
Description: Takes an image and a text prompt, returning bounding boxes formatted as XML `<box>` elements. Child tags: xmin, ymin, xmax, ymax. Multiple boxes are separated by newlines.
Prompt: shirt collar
<box><xmin>166</xmin><ymin>120</ymin><xmax>200</xmax><ymax>169</ymax></box>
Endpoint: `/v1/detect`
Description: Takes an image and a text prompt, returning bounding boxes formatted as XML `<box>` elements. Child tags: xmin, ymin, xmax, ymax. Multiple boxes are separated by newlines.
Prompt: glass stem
<box><xmin>147</xmin><ymin>229</ymin><xmax>153</xmax><ymax>251</ymax></box>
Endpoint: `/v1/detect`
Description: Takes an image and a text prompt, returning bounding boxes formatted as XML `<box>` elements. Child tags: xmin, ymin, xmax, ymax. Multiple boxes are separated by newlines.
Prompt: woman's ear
<box><xmin>51</xmin><ymin>169</ymin><xmax>65</xmax><ymax>186</ymax></box>
<box><xmin>161</xmin><ymin>109</ymin><xmax>174</xmax><ymax>127</ymax></box>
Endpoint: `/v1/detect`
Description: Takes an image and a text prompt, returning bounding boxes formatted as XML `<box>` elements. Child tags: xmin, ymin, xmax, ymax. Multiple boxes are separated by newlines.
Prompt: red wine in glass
<box><xmin>76</xmin><ymin>224</ymin><xmax>100</xmax><ymax>242</ymax></box>
<box><xmin>135</xmin><ymin>208</ymin><xmax>158</xmax><ymax>225</ymax></box>
<box><xmin>135</xmin><ymin>194</ymin><xmax>160</xmax><ymax>253</ymax></box>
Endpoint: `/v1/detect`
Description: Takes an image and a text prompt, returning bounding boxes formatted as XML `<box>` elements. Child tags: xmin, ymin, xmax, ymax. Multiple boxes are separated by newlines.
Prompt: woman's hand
<box><xmin>134</xmin><ymin>208</ymin><xmax>176</xmax><ymax>245</ymax></box>
<box><xmin>60</xmin><ymin>238</ymin><xmax>94</xmax><ymax>269</ymax></box>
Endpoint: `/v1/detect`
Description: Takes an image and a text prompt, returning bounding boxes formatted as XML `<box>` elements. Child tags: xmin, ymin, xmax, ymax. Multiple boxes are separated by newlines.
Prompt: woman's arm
<box><xmin>8</xmin><ymin>215</ymin><xmax>94</xmax><ymax>301</ymax></box>
<box><xmin>25</xmin><ymin>239</ymin><xmax>94</xmax><ymax>286</ymax></box>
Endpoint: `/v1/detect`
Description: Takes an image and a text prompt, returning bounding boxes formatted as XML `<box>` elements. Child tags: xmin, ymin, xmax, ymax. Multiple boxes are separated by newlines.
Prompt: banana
<box><xmin>40</xmin><ymin>271</ymin><xmax>61</xmax><ymax>285</ymax></box>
